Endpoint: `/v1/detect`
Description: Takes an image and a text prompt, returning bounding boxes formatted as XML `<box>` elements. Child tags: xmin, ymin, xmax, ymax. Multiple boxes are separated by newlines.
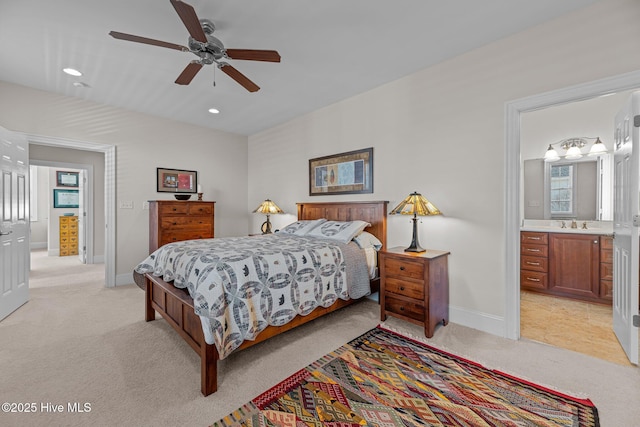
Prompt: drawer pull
<box><xmin>526</xmin><ymin>248</ymin><xmax>541</xmax><ymax>252</ymax></box>
<box><xmin>526</xmin><ymin>277</ymin><xmax>541</xmax><ymax>282</ymax></box>
<box><xmin>172</xmin><ymin>222</ymin><xmax>177</xmax><ymax>225</ymax></box>
<box><xmin>400</xmin><ymin>286</ymin><xmax>405</xmax><ymax>291</ymax></box>
<box><xmin>527</xmin><ymin>237</ymin><xmax>541</xmax><ymax>240</ymax></box>
<box><xmin>525</xmin><ymin>261</ymin><xmax>540</xmax><ymax>266</ymax></box>
<box><xmin>399</xmin><ymin>306</ymin><xmax>405</xmax><ymax>311</ymax></box>
<box><xmin>399</xmin><ymin>266</ymin><xmax>405</xmax><ymax>271</ymax></box>
<box><xmin>172</xmin><ymin>208</ymin><xmax>177</xmax><ymax>211</ymax></box>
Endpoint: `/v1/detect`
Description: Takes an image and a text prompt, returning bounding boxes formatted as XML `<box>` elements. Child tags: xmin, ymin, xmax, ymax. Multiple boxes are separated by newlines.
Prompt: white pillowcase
<box><xmin>353</xmin><ymin>231</ymin><xmax>383</xmax><ymax>250</ymax></box>
<box><xmin>277</xmin><ymin>219</ymin><xmax>326</xmax><ymax>235</ymax></box>
<box><xmin>306</xmin><ymin>220</ymin><xmax>371</xmax><ymax>243</ymax></box>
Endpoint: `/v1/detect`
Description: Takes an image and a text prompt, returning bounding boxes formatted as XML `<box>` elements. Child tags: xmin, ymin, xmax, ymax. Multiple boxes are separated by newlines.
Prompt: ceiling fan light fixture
<box><xmin>63</xmin><ymin>68</ymin><xmax>82</xmax><ymax>77</ymax></box>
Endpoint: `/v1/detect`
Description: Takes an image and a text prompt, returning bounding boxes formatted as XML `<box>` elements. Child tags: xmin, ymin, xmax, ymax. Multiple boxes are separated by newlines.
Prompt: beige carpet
<box><xmin>0</xmin><ymin>253</ymin><xmax>638</xmax><ymax>426</ymax></box>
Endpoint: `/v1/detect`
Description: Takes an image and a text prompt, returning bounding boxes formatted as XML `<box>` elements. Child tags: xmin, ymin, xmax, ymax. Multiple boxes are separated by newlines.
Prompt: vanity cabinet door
<box><xmin>548</xmin><ymin>233</ymin><xmax>600</xmax><ymax>300</ymax></box>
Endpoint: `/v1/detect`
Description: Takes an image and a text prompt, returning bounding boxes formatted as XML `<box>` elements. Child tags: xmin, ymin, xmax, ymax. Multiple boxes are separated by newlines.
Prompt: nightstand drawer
<box><xmin>384</xmin><ymin>295</ymin><xmax>424</xmax><ymax>322</ymax></box>
<box><xmin>382</xmin><ymin>257</ymin><xmax>424</xmax><ymax>280</ymax></box>
<box><xmin>384</xmin><ymin>277</ymin><xmax>424</xmax><ymax>299</ymax></box>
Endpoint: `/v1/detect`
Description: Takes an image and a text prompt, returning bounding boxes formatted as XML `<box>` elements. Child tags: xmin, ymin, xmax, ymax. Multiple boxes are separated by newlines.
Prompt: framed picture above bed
<box><xmin>309</xmin><ymin>147</ymin><xmax>373</xmax><ymax>196</ymax></box>
<box><xmin>156</xmin><ymin>167</ymin><xmax>197</xmax><ymax>194</ymax></box>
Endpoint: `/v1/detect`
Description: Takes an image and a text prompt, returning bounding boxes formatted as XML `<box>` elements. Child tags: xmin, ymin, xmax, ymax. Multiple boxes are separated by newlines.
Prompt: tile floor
<box><xmin>520</xmin><ymin>290</ymin><xmax>632</xmax><ymax>366</ymax></box>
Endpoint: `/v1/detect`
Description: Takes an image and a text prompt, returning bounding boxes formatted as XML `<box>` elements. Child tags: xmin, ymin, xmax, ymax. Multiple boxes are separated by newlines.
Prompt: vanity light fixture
<box><xmin>543</xmin><ymin>137</ymin><xmax>606</xmax><ymax>162</ymax></box>
<box><xmin>389</xmin><ymin>191</ymin><xmax>441</xmax><ymax>253</ymax></box>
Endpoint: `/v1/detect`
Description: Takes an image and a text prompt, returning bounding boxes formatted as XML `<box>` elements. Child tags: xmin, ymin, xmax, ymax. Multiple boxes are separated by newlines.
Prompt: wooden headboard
<box><xmin>297</xmin><ymin>201</ymin><xmax>388</xmax><ymax>250</ymax></box>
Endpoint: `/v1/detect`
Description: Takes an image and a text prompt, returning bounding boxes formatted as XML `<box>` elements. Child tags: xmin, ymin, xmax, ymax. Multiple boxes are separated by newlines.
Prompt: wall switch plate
<box><xmin>119</xmin><ymin>200</ymin><xmax>133</xmax><ymax>209</ymax></box>
<box><xmin>528</xmin><ymin>200</ymin><xmax>540</xmax><ymax>207</ymax></box>
<box><xmin>142</xmin><ymin>201</ymin><xmax>149</xmax><ymax>210</ymax></box>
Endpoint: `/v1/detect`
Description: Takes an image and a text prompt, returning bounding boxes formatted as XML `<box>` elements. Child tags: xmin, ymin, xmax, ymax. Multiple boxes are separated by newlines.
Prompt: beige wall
<box><xmin>248</xmin><ymin>0</ymin><xmax>640</xmax><ymax>331</ymax></box>
<box><xmin>0</xmin><ymin>81</ymin><xmax>248</xmax><ymax>282</ymax></box>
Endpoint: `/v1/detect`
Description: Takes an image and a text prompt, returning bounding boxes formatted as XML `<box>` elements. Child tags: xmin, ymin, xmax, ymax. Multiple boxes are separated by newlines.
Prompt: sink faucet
<box><xmin>571</xmin><ymin>219</ymin><xmax>577</xmax><ymax>229</ymax></box>
<box><xmin>582</xmin><ymin>221</ymin><xmax>588</xmax><ymax>229</ymax></box>
<box><xmin>560</xmin><ymin>220</ymin><xmax>566</xmax><ymax>229</ymax></box>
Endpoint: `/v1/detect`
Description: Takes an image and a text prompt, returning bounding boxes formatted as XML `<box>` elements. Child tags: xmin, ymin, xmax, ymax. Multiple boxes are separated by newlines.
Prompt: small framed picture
<box><xmin>156</xmin><ymin>168</ymin><xmax>197</xmax><ymax>193</ymax></box>
<box><xmin>53</xmin><ymin>189</ymin><xmax>79</xmax><ymax>208</ymax></box>
<box><xmin>56</xmin><ymin>171</ymin><xmax>79</xmax><ymax>187</ymax></box>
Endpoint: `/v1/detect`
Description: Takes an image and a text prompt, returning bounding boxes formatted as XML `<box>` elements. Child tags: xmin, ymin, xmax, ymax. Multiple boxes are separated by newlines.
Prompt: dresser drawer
<box><xmin>384</xmin><ymin>295</ymin><xmax>424</xmax><ymax>322</ymax></box>
<box><xmin>521</xmin><ymin>255</ymin><xmax>548</xmax><ymax>273</ymax></box>
<box><xmin>161</xmin><ymin>216</ymin><xmax>213</xmax><ymax>229</ymax></box>
<box><xmin>521</xmin><ymin>232</ymin><xmax>548</xmax><ymax>245</ymax></box>
<box><xmin>521</xmin><ymin>243</ymin><xmax>548</xmax><ymax>258</ymax></box>
<box><xmin>188</xmin><ymin>204</ymin><xmax>214</xmax><ymax>215</ymax></box>
<box><xmin>161</xmin><ymin>230</ymin><xmax>212</xmax><ymax>245</ymax></box>
<box><xmin>382</xmin><ymin>256</ymin><xmax>424</xmax><ymax>280</ymax></box>
<box><xmin>384</xmin><ymin>277</ymin><xmax>424</xmax><ymax>300</ymax></box>
<box><xmin>520</xmin><ymin>271</ymin><xmax>548</xmax><ymax>290</ymax></box>
<box><xmin>159</xmin><ymin>203</ymin><xmax>189</xmax><ymax>215</ymax></box>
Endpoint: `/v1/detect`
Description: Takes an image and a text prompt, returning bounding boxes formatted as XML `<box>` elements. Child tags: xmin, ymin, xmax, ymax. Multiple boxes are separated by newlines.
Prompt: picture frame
<box><xmin>309</xmin><ymin>147</ymin><xmax>373</xmax><ymax>196</ymax></box>
<box><xmin>156</xmin><ymin>167</ymin><xmax>198</xmax><ymax>194</ymax></box>
<box><xmin>56</xmin><ymin>171</ymin><xmax>79</xmax><ymax>187</ymax></box>
<box><xmin>53</xmin><ymin>189</ymin><xmax>79</xmax><ymax>208</ymax></box>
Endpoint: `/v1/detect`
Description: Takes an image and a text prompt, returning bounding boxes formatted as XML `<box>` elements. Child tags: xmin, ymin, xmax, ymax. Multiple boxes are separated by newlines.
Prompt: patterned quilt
<box><xmin>134</xmin><ymin>234</ymin><xmax>371</xmax><ymax>358</ymax></box>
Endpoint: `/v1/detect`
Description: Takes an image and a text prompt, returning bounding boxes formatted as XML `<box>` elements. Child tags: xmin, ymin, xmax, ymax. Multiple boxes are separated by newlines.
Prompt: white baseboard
<box><xmin>115</xmin><ymin>272</ymin><xmax>135</xmax><ymax>287</ymax></box>
<box><xmin>448</xmin><ymin>304</ymin><xmax>506</xmax><ymax>338</ymax></box>
<box><xmin>30</xmin><ymin>242</ymin><xmax>47</xmax><ymax>249</ymax></box>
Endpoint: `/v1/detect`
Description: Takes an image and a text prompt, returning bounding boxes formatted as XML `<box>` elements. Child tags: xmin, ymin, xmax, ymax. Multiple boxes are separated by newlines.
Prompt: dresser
<box><xmin>59</xmin><ymin>215</ymin><xmax>78</xmax><ymax>256</ymax></box>
<box><xmin>148</xmin><ymin>200</ymin><xmax>215</xmax><ymax>253</ymax></box>
<box><xmin>379</xmin><ymin>246</ymin><xmax>450</xmax><ymax>338</ymax></box>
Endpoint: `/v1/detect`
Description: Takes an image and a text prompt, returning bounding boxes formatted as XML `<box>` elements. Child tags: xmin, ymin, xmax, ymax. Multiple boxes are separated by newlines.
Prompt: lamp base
<box><xmin>405</xmin><ymin>215</ymin><xmax>425</xmax><ymax>253</ymax></box>
<box><xmin>261</xmin><ymin>216</ymin><xmax>273</xmax><ymax>234</ymax></box>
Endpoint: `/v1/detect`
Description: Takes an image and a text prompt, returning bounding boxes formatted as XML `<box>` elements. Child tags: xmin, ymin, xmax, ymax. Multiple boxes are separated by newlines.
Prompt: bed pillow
<box><xmin>353</xmin><ymin>231</ymin><xmax>383</xmax><ymax>250</ymax></box>
<box><xmin>277</xmin><ymin>219</ymin><xmax>326</xmax><ymax>235</ymax></box>
<box><xmin>306</xmin><ymin>220</ymin><xmax>371</xmax><ymax>243</ymax></box>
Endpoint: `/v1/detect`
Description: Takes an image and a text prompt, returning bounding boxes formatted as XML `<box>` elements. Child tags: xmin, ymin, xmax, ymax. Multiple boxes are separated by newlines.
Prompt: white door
<box><xmin>0</xmin><ymin>126</ymin><xmax>29</xmax><ymax>321</ymax></box>
<box><xmin>77</xmin><ymin>169</ymin><xmax>86</xmax><ymax>264</ymax></box>
<box><xmin>613</xmin><ymin>91</ymin><xmax>640</xmax><ymax>365</ymax></box>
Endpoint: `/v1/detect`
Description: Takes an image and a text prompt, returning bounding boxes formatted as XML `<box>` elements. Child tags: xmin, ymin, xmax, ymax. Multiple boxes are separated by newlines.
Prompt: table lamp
<box><xmin>389</xmin><ymin>191</ymin><xmax>441</xmax><ymax>252</ymax></box>
<box><xmin>252</xmin><ymin>199</ymin><xmax>284</xmax><ymax>234</ymax></box>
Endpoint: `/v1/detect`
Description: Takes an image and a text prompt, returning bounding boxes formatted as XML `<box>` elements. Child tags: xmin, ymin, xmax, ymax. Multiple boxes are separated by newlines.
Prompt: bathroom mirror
<box><xmin>523</xmin><ymin>154</ymin><xmax>612</xmax><ymax>221</ymax></box>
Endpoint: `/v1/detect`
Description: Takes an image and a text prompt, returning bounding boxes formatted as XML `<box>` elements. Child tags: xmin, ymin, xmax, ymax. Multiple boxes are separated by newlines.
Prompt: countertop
<box><xmin>521</xmin><ymin>220</ymin><xmax>613</xmax><ymax>236</ymax></box>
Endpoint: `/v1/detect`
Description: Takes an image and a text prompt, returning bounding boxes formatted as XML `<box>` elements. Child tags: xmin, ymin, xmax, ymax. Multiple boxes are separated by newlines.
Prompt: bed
<box><xmin>135</xmin><ymin>200</ymin><xmax>387</xmax><ymax>396</ymax></box>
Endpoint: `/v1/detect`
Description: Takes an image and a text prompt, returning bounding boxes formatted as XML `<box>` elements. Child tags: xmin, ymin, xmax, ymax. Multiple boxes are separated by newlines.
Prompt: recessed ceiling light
<box><xmin>63</xmin><ymin>68</ymin><xmax>82</xmax><ymax>77</ymax></box>
<box><xmin>208</xmin><ymin>108</ymin><xmax>220</xmax><ymax>114</ymax></box>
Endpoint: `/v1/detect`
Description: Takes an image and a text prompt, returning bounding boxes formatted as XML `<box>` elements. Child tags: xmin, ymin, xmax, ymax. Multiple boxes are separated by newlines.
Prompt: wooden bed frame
<box><xmin>144</xmin><ymin>200</ymin><xmax>388</xmax><ymax>396</ymax></box>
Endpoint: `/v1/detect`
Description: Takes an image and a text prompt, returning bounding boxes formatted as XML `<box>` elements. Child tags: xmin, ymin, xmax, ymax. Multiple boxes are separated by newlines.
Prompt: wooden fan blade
<box><xmin>175</xmin><ymin>62</ymin><xmax>203</xmax><ymax>85</ymax></box>
<box><xmin>170</xmin><ymin>0</ymin><xmax>207</xmax><ymax>43</ymax></box>
<box><xmin>109</xmin><ymin>31</ymin><xmax>187</xmax><ymax>51</ymax></box>
<box><xmin>219</xmin><ymin>65</ymin><xmax>260</xmax><ymax>92</ymax></box>
<box><xmin>225</xmin><ymin>49</ymin><xmax>281</xmax><ymax>63</ymax></box>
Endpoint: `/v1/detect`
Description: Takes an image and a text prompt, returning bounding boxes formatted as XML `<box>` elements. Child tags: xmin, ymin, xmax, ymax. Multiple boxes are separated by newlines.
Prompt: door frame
<box><xmin>505</xmin><ymin>69</ymin><xmax>640</xmax><ymax>339</ymax></box>
<box><xmin>24</xmin><ymin>133</ymin><xmax>116</xmax><ymax>287</ymax></box>
<box><xmin>30</xmin><ymin>160</ymin><xmax>93</xmax><ymax>262</ymax></box>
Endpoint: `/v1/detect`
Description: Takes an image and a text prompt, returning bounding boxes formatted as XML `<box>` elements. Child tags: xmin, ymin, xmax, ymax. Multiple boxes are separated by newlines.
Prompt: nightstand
<box><xmin>379</xmin><ymin>246</ymin><xmax>450</xmax><ymax>338</ymax></box>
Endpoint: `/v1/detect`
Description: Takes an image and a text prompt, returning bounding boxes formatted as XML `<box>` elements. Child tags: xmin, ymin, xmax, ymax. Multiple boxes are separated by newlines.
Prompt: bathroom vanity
<box><xmin>520</xmin><ymin>228</ymin><xmax>613</xmax><ymax>304</ymax></box>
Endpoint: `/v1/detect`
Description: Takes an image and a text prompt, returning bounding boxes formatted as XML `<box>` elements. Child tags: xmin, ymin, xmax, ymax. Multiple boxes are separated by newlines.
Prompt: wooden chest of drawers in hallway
<box><xmin>148</xmin><ymin>200</ymin><xmax>215</xmax><ymax>253</ymax></box>
<box><xmin>59</xmin><ymin>215</ymin><xmax>78</xmax><ymax>256</ymax></box>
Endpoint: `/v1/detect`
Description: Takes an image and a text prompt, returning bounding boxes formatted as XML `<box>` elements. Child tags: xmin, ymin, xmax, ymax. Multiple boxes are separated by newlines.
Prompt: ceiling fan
<box><xmin>109</xmin><ymin>0</ymin><xmax>280</xmax><ymax>92</ymax></box>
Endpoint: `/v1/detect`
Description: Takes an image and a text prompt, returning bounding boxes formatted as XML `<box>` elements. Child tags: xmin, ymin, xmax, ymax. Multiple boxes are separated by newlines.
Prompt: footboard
<box><xmin>145</xmin><ymin>274</ymin><xmax>218</xmax><ymax>396</ymax></box>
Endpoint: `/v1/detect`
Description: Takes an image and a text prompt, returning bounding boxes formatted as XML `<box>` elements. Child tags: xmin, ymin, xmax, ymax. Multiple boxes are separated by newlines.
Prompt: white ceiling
<box><xmin>0</xmin><ymin>0</ymin><xmax>599</xmax><ymax>136</ymax></box>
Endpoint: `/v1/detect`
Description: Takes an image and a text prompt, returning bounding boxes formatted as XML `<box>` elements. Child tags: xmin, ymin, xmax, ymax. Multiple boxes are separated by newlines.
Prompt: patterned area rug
<box><xmin>211</xmin><ymin>326</ymin><xmax>599</xmax><ymax>426</ymax></box>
